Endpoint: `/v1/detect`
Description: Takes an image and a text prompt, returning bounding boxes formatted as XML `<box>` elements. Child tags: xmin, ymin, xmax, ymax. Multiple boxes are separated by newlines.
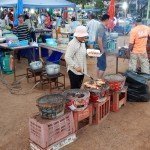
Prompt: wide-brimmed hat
<box><xmin>74</xmin><ymin>26</ymin><xmax>88</xmax><ymax>37</ymax></box>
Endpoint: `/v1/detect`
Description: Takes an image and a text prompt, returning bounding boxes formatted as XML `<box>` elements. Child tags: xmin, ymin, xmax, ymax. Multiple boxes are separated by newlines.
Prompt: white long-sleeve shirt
<box><xmin>65</xmin><ymin>38</ymin><xmax>87</xmax><ymax>75</ymax></box>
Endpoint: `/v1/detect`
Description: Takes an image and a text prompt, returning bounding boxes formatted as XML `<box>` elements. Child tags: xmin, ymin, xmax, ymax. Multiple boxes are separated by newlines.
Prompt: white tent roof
<box><xmin>0</xmin><ymin>0</ymin><xmax>76</xmax><ymax>8</ymax></box>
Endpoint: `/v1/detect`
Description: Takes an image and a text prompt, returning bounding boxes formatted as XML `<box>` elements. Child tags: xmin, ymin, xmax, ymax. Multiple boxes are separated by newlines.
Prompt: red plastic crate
<box><xmin>73</xmin><ymin>104</ymin><xmax>93</xmax><ymax>132</ymax></box>
<box><xmin>29</xmin><ymin>111</ymin><xmax>75</xmax><ymax>149</ymax></box>
<box><xmin>92</xmin><ymin>96</ymin><xmax>110</xmax><ymax>125</ymax></box>
<box><xmin>110</xmin><ymin>86</ymin><xmax>127</xmax><ymax>112</ymax></box>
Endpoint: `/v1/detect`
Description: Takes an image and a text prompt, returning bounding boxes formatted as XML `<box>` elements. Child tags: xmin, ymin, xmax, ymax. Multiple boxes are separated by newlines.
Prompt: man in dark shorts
<box><xmin>95</xmin><ymin>14</ymin><xmax>110</xmax><ymax>78</ymax></box>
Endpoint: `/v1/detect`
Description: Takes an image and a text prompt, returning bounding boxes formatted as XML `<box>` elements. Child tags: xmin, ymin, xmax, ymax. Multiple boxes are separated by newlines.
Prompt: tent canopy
<box><xmin>0</xmin><ymin>0</ymin><xmax>76</xmax><ymax>8</ymax></box>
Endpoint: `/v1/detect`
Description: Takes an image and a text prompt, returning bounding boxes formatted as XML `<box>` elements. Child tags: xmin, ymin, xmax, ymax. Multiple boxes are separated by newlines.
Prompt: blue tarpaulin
<box><xmin>0</xmin><ymin>0</ymin><xmax>76</xmax><ymax>8</ymax></box>
<box><xmin>14</xmin><ymin>0</ymin><xmax>23</xmax><ymax>26</ymax></box>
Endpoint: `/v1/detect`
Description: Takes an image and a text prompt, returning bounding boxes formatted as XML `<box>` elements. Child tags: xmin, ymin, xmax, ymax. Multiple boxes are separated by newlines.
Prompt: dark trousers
<box><xmin>68</xmin><ymin>70</ymin><xmax>84</xmax><ymax>89</ymax></box>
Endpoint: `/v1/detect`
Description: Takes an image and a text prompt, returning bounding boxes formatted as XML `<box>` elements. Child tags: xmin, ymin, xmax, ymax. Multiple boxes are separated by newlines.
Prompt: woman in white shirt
<box><xmin>65</xmin><ymin>26</ymin><xmax>88</xmax><ymax>89</ymax></box>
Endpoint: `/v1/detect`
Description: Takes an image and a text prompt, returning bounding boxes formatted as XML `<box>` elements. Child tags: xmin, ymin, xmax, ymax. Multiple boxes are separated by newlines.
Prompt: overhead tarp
<box><xmin>0</xmin><ymin>0</ymin><xmax>76</xmax><ymax>8</ymax></box>
<box><xmin>0</xmin><ymin>0</ymin><xmax>17</xmax><ymax>7</ymax></box>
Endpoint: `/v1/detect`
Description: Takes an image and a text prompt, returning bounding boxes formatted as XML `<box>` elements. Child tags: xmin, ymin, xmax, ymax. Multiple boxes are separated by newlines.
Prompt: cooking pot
<box><xmin>30</xmin><ymin>61</ymin><xmax>43</xmax><ymax>70</ymax></box>
<box><xmin>45</xmin><ymin>63</ymin><xmax>60</xmax><ymax>75</ymax></box>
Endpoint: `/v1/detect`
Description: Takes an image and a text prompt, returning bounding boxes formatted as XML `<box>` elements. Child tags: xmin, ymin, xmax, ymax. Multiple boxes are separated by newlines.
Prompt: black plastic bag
<box><xmin>125</xmin><ymin>71</ymin><xmax>150</xmax><ymax>102</ymax></box>
<box><xmin>127</xmin><ymin>92</ymin><xmax>150</xmax><ymax>102</ymax></box>
<box><xmin>127</xmin><ymin>87</ymin><xmax>148</xmax><ymax>95</ymax></box>
<box><xmin>125</xmin><ymin>71</ymin><xmax>150</xmax><ymax>85</ymax></box>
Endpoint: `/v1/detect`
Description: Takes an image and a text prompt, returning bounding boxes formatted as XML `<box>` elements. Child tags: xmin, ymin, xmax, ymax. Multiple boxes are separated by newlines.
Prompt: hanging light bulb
<box><xmin>122</xmin><ymin>2</ymin><xmax>128</xmax><ymax>11</ymax></box>
<box><xmin>30</xmin><ymin>9</ymin><xmax>35</xmax><ymax>14</ymax></box>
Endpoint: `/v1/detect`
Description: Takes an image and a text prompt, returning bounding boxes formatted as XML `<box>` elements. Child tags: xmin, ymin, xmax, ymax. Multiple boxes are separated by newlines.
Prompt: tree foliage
<box><xmin>68</xmin><ymin>0</ymin><xmax>91</xmax><ymax>8</ymax></box>
<box><xmin>95</xmin><ymin>0</ymin><xmax>104</xmax><ymax>12</ymax></box>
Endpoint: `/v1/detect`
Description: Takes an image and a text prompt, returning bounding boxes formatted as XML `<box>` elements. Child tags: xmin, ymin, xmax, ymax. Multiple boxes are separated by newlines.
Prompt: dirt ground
<box><xmin>0</xmin><ymin>37</ymin><xmax>150</xmax><ymax>150</ymax></box>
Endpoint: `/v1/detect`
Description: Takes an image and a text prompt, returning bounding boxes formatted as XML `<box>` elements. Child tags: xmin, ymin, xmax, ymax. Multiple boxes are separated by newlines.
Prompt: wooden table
<box><xmin>38</xmin><ymin>43</ymin><xmax>67</xmax><ymax>58</ymax></box>
<box><xmin>0</xmin><ymin>43</ymin><xmax>36</xmax><ymax>81</ymax></box>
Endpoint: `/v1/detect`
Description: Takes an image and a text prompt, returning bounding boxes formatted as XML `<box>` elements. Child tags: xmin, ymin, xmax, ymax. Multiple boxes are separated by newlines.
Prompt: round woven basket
<box><xmin>104</xmin><ymin>74</ymin><xmax>126</xmax><ymax>92</ymax></box>
<box><xmin>36</xmin><ymin>94</ymin><xmax>65</xmax><ymax>119</ymax></box>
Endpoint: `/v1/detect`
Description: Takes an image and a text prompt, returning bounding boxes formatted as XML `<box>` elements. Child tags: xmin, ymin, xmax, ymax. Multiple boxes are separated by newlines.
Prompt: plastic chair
<box><xmin>46</xmin><ymin>51</ymin><xmax>63</xmax><ymax>64</ymax></box>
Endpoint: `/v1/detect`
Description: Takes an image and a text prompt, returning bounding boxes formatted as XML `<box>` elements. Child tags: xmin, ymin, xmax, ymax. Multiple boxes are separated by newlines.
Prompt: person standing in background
<box><xmin>0</xmin><ymin>14</ymin><xmax>6</xmax><ymax>28</ymax></box>
<box><xmin>8</xmin><ymin>9</ymin><xmax>14</xmax><ymax>26</ymax></box>
<box><xmin>55</xmin><ymin>14</ymin><xmax>62</xmax><ymax>39</ymax></box>
<box><xmin>14</xmin><ymin>14</ymin><xmax>30</xmax><ymax>41</ymax></box>
<box><xmin>69</xmin><ymin>16</ymin><xmax>80</xmax><ymax>33</ymax></box>
<box><xmin>24</xmin><ymin>14</ymin><xmax>31</xmax><ymax>29</ymax></box>
<box><xmin>44</xmin><ymin>12</ymin><xmax>52</xmax><ymax>29</ymax></box>
<box><xmin>24</xmin><ymin>14</ymin><xmax>36</xmax><ymax>42</ymax></box>
<box><xmin>128</xmin><ymin>16</ymin><xmax>150</xmax><ymax>74</ymax></box>
<box><xmin>3</xmin><ymin>9</ymin><xmax>9</xmax><ymax>26</ymax></box>
<box><xmin>13</xmin><ymin>14</ymin><xmax>30</xmax><ymax>62</ymax></box>
<box><xmin>95</xmin><ymin>14</ymin><xmax>110</xmax><ymax>79</ymax></box>
<box><xmin>86</xmin><ymin>13</ymin><xmax>100</xmax><ymax>48</ymax></box>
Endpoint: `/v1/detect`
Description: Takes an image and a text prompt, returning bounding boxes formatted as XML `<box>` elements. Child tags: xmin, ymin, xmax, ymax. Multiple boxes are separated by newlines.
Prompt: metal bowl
<box><xmin>30</xmin><ymin>61</ymin><xmax>43</xmax><ymax>70</ymax></box>
<box><xmin>45</xmin><ymin>64</ymin><xmax>60</xmax><ymax>75</ymax></box>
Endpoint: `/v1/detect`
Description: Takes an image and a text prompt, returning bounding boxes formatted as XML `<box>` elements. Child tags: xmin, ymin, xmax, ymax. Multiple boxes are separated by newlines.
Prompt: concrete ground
<box><xmin>0</xmin><ymin>37</ymin><xmax>150</xmax><ymax>150</ymax></box>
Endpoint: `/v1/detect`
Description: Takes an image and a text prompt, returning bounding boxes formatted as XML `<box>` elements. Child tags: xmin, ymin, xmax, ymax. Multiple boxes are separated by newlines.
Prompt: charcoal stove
<box><xmin>63</xmin><ymin>89</ymin><xmax>90</xmax><ymax>111</ymax></box>
<box><xmin>36</xmin><ymin>94</ymin><xmax>65</xmax><ymax>119</ymax></box>
<box><xmin>104</xmin><ymin>74</ymin><xmax>126</xmax><ymax>92</ymax></box>
<box><xmin>40</xmin><ymin>71</ymin><xmax>65</xmax><ymax>92</ymax></box>
<box><xmin>84</xmin><ymin>80</ymin><xmax>110</xmax><ymax>103</ymax></box>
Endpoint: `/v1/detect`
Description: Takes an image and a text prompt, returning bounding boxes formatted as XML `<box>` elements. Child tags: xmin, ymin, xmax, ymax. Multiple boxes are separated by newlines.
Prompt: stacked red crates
<box><xmin>73</xmin><ymin>104</ymin><xmax>93</xmax><ymax>132</ymax></box>
<box><xmin>110</xmin><ymin>86</ymin><xmax>127</xmax><ymax>112</ymax></box>
<box><xmin>29</xmin><ymin>111</ymin><xmax>75</xmax><ymax>149</ymax></box>
<box><xmin>92</xmin><ymin>96</ymin><xmax>110</xmax><ymax>125</ymax></box>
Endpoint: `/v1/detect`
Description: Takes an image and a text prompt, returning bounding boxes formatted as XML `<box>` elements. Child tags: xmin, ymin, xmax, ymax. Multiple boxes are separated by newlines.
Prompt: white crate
<box><xmin>30</xmin><ymin>133</ymin><xmax>77</xmax><ymax>150</ymax></box>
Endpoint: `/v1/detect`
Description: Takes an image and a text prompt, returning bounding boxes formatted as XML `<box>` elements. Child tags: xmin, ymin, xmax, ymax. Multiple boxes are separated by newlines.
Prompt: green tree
<box><xmin>95</xmin><ymin>0</ymin><xmax>104</xmax><ymax>13</ymax></box>
<box><xmin>68</xmin><ymin>0</ymin><xmax>91</xmax><ymax>9</ymax></box>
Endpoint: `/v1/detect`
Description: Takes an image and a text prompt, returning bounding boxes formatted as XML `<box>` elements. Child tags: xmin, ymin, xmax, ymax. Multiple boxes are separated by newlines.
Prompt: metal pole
<box><xmin>146</xmin><ymin>0</ymin><xmax>150</xmax><ymax>20</ymax></box>
<box><xmin>124</xmin><ymin>9</ymin><xmax>127</xmax><ymax>45</ymax></box>
<box><xmin>136</xmin><ymin>0</ymin><xmax>138</xmax><ymax>13</ymax></box>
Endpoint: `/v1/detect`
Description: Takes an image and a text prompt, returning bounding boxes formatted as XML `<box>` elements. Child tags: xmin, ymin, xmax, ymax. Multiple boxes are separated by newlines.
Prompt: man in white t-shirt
<box><xmin>86</xmin><ymin>14</ymin><xmax>100</xmax><ymax>48</ymax></box>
